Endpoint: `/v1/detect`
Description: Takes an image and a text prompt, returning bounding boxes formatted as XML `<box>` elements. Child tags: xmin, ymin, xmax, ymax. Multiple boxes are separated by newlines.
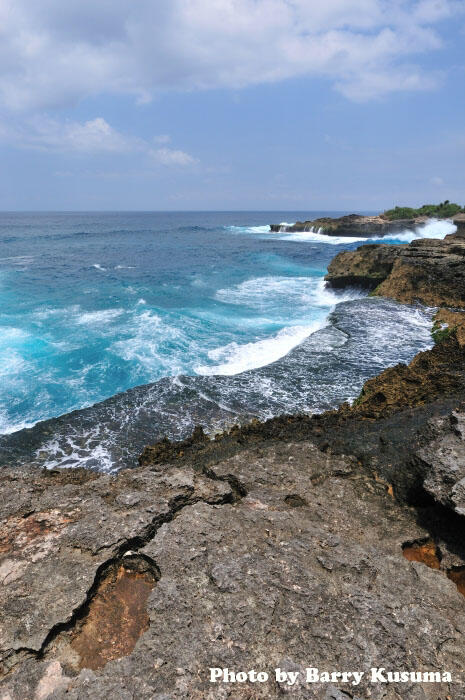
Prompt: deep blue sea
<box><xmin>0</xmin><ymin>211</ymin><xmax>456</xmax><ymax>471</ymax></box>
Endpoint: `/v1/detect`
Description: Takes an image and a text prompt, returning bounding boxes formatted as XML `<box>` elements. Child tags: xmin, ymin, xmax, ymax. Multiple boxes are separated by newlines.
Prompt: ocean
<box><xmin>0</xmin><ymin>211</ymin><xmax>456</xmax><ymax>472</ymax></box>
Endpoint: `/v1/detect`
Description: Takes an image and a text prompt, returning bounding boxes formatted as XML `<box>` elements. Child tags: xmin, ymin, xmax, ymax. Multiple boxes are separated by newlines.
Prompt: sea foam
<box><xmin>276</xmin><ymin>217</ymin><xmax>457</xmax><ymax>245</ymax></box>
<box><xmin>195</xmin><ymin>321</ymin><xmax>326</xmax><ymax>375</ymax></box>
<box><xmin>76</xmin><ymin>309</ymin><xmax>124</xmax><ymax>325</ymax></box>
<box><xmin>229</xmin><ymin>217</ymin><xmax>457</xmax><ymax>246</ymax></box>
<box><xmin>197</xmin><ymin>277</ymin><xmax>363</xmax><ymax>375</ymax></box>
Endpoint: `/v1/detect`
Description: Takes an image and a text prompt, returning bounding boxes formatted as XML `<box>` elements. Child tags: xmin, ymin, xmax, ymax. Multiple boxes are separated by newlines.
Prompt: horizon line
<box><xmin>0</xmin><ymin>208</ymin><xmax>380</xmax><ymax>214</ymax></box>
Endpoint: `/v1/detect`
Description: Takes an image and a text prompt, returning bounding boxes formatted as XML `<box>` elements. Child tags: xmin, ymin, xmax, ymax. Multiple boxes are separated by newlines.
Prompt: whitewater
<box><xmin>0</xmin><ymin>211</ymin><xmax>455</xmax><ymax>471</ymax></box>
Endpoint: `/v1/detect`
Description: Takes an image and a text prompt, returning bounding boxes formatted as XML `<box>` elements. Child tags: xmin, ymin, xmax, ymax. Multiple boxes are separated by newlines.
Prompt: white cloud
<box><xmin>0</xmin><ymin>116</ymin><xmax>136</xmax><ymax>152</ymax></box>
<box><xmin>151</xmin><ymin>148</ymin><xmax>197</xmax><ymax>166</ymax></box>
<box><xmin>0</xmin><ymin>0</ymin><xmax>461</xmax><ymax>109</ymax></box>
<box><xmin>35</xmin><ymin>117</ymin><xmax>134</xmax><ymax>152</ymax></box>
<box><xmin>0</xmin><ymin>115</ymin><xmax>197</xmax><ymax>165</ymax></box>
<box><xmin>430</xmin><ymin>175</ymin><xmax>444</xmax><ymax>185</ymax></box>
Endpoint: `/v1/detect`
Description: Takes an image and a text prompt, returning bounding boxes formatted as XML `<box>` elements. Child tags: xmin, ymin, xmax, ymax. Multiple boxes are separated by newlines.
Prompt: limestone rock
<box><xmin>325</xmin><ymin>231</ymin><xmax>465</xmax><ymax>307</ymax></box>
<box><xmin>1</xmin><ymin>441</ymin><xmax>465</xmax><ymax>698</ymax></box>
<box><xmin>270</xmin><ymin>214</ymin><xmax>421</xmax><ymax>237</ymax></box>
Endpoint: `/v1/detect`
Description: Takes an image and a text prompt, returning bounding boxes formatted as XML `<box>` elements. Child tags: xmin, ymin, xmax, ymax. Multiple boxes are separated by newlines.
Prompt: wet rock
<box><xmin>338</xmin><ymin>335</ymin><xmax>465</xmax><ymax>420</ymax></box>
<box><xmin>325</xmin><ymin>243</ymin><xmax>400</xmax><ymax>289</ymax></box>
<box><xmin>433</xmin><ymin>308</ymin><xmax>465</xmax><ymax>346</ymax></box>
<box><xmin>453</xmin><ymin>212</ymin><xmax>465</xmax><ymax>234</ymax></box>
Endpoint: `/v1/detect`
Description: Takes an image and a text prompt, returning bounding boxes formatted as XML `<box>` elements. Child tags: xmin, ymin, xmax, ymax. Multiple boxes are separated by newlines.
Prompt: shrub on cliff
<box><xmin>384</xmin><ymin>201</ymin><xmax>464</xmax><ymax>220</ymax></box>
<box><xmin>431</xmin><ymin>321</ymin><xmax>457</xmax><ymax>344</ymax></box>
<box><xmin>383</xmin><ymin>206</ymin><xmax>417</xmax><ymax>220</ymax></box>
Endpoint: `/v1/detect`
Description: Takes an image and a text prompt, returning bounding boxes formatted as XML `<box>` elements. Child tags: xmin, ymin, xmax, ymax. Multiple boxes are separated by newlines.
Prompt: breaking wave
<box><xmin>230</xmin><ymin>217</ymin><xmax>456</xmax><ymax>245</ymax></box>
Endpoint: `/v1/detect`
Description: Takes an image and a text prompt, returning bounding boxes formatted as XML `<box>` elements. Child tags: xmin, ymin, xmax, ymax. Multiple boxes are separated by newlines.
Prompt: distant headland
<box><xmin>271</xmin><ymin>200</ymin><xmax>465</xmax><ymax>237</ymax></box>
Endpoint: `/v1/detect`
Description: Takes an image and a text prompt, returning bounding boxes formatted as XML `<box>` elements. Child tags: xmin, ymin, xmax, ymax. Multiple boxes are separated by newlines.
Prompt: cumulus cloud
<box><xmin>30</xmin><ymin>117</ymin><xmax>134</xmax><ymax>152</ymax></box>
<box><xmin>150</xmin><ymin>148</ymin><xmax>198</xmax><ymax>166</ymax></box>
<box><xmin>0</xmin><ymin>0</ymin><xmax>461</xmax><ymax>109</ymax></box>
<box><xmin>0</xmin><ymin>116</ymin><xmax>137</xmax><ymax>152</ymax></box>
<box><xmin>0</xmin><ymin>115</ymin><xmax>197</xmax><ymax>165</ymax></box>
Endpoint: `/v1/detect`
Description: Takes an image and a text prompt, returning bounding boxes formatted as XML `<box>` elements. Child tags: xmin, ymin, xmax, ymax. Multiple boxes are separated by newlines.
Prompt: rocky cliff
<box><xmin>2</xmin><ymin>238</ymin><xmax>465</xmax><ymax>698</ymax></box>
<box><xmin>270</xmin><ymin>213</ymin><xmax>423</xmax><ymax>236</ymax></box>
<box><xmin>325</xmin><ymin>229</ymin><xmax>465</xmax><ymax>306</ymax></box>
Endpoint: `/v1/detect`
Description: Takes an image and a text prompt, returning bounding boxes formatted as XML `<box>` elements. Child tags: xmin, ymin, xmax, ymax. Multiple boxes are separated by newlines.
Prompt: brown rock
<box><xmin>434</xmin><ymin>309</ymin><xmax>465</xmax><ymax>346</ymax></box>
<box><xmin>325</xmin><ymin>231</ymin><xmax>465</xmax><ymax>306</ymax></box>
<box><xmin>70</xmin><ymin>561</ymin><xmax>157</xmax><ymax>671</ymax></box>
<box><xmin>270</xmin><ymin>214</ymin><xmax>422</xmax><ymax>237</ymax></box>
<box><xmin>325</xmin><ymin>243</ymin><xmax>400</xmax><ymax>289</ymax></box>
<box><xmin>340</xmin><ymin>335</ymin><xmax>465</xmax><ymax>420</ymax></box>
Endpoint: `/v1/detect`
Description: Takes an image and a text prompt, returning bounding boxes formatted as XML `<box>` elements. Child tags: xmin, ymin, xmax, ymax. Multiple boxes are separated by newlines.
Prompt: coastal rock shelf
<box><xmin>325</xmin><ymin>228</ymin><xmax>465</xmax><ymax>306</ymax></box>
<box><xmin>2</xmin><ymin>427</ymin><xmax>465</xmax><ymax>698</ymax></box>
<box><xmin>2</xmin><ymin>320</ymin><xmax>465</xmax><ymax>697</ymax></box>
<box><xmin>271</xmin><ymin>210</ymin><xmax>465</xmax><ymax>238</ymax></box>
<box><xmin>270</xmin><ymin>213</ymin><xmax>422</xmax><ymax>236</ymax></box>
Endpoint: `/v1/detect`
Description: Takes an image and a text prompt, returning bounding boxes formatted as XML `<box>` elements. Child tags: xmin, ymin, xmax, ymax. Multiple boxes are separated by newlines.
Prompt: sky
<box><xmin>0</xmin><ymin>0</ymin><xmax>464</xmax><ymax>211</ymax></box>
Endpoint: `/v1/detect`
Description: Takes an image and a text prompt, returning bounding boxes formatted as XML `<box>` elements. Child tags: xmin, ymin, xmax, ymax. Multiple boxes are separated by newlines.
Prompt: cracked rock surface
<box><xmin>0</xmin><ymin>464</ymin><xmax>231</xmax><ymax>678</ymax></box>
<box><xmin>420</xmin><ymin>411</ymin><xmax>465</xmax><ymax>515</ymax></box>
<box><xmin>1</xmin><ymin>441</ymin><xmax>465</xmax><ymax>699</ymax></box>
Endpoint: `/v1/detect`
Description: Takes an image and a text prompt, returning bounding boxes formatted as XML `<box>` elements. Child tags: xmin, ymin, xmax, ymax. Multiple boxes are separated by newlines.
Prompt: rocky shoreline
<box><xmin>270</xmin><ymin>213</ymin><xmax>424</xmax><ymax>237</ymax></box>
<box><xmin>325</xmin><ymin>218</ymin><xmax>465</xmax><ymax>306</ymax></box>
<box><xmin>271</xmin><ymin>211</ymin><xmax>465</xmax><ymax>238</ymax></box>
<box><xmin>2</xmin><ymin>224</ymin><xmax>465</xmax><ymax>698</ymax></box>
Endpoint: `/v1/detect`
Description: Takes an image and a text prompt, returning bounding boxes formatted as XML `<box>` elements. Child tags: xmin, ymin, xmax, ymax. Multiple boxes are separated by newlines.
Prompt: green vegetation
<box><xmin>383</xmin><ymin>201</ymin><xmax>464</xmax><ymax>221</ymax></box>
<box><xmin>352</xmin><ymin>392</ymin><xmax>365</xmax><ymax>407</ymax></box>
<box><xmin>431</xmin><ymin>321</ymin><xmax>457</xmax><ymax>344</ymax></box>
<box><xmin>368</xmin><ymin>283</ymin><xmax>383</xmax><ymax>297</ymax></box>
<box><xmin>352</xmin><ymin>385</ymin><xmax>372</xmax><ymax>407</ymax></box>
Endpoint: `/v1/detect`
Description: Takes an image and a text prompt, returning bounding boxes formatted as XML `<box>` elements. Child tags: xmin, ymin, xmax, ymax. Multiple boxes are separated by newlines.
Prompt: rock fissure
<box><xmin>402</xmin><ymin>537</ymin><xmax>465</xmax><ymax>599</ymax></box>
<box><xmin>0</xmin><ymin>468</ymin><xmax>246</xmax><ymax>682</ymax></box>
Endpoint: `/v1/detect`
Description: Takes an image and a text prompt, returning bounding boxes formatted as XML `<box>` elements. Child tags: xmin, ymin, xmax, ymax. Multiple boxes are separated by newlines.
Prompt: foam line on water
<box><xmin>281</xmin><ymin>230</ymin><xmax>368</xmax><ymax>244</ymax></box>
<box><xmin>215</xmin><ymin>276</ymin><xmax>363</xmax><ymax>309</ymax></box>
<box><xmin>76</xmin><ymin>309</ymin><xmax>124</xmax><ymax>324</ymax></box>
<box><xmin>226</xmin><ymin>225</ymin><xmax>271</xmax><ymax>234</ymax></box>
<box><xmin>195</xmin><ymin>320</ymin><xmax>327</xmax><ymax>375</ymax></box>
<box><xmin>197</xmin><ymin>278</ymin><xmax>363</xmax><ymax>375</ymax></box>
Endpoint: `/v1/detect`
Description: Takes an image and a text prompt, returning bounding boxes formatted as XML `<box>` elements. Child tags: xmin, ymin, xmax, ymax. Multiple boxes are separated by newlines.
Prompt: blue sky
<box><xmin>0</xmin><ymin>0</ymin><xmax>464</xmax><ymax>211</ymax></box>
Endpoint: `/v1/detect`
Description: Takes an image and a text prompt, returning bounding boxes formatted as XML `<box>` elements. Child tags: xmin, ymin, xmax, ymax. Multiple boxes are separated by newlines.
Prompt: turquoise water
<box><xmin>0</xmin><ymin>212</ymin><xmax>455</xmax><ymax>471</ymax></box>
